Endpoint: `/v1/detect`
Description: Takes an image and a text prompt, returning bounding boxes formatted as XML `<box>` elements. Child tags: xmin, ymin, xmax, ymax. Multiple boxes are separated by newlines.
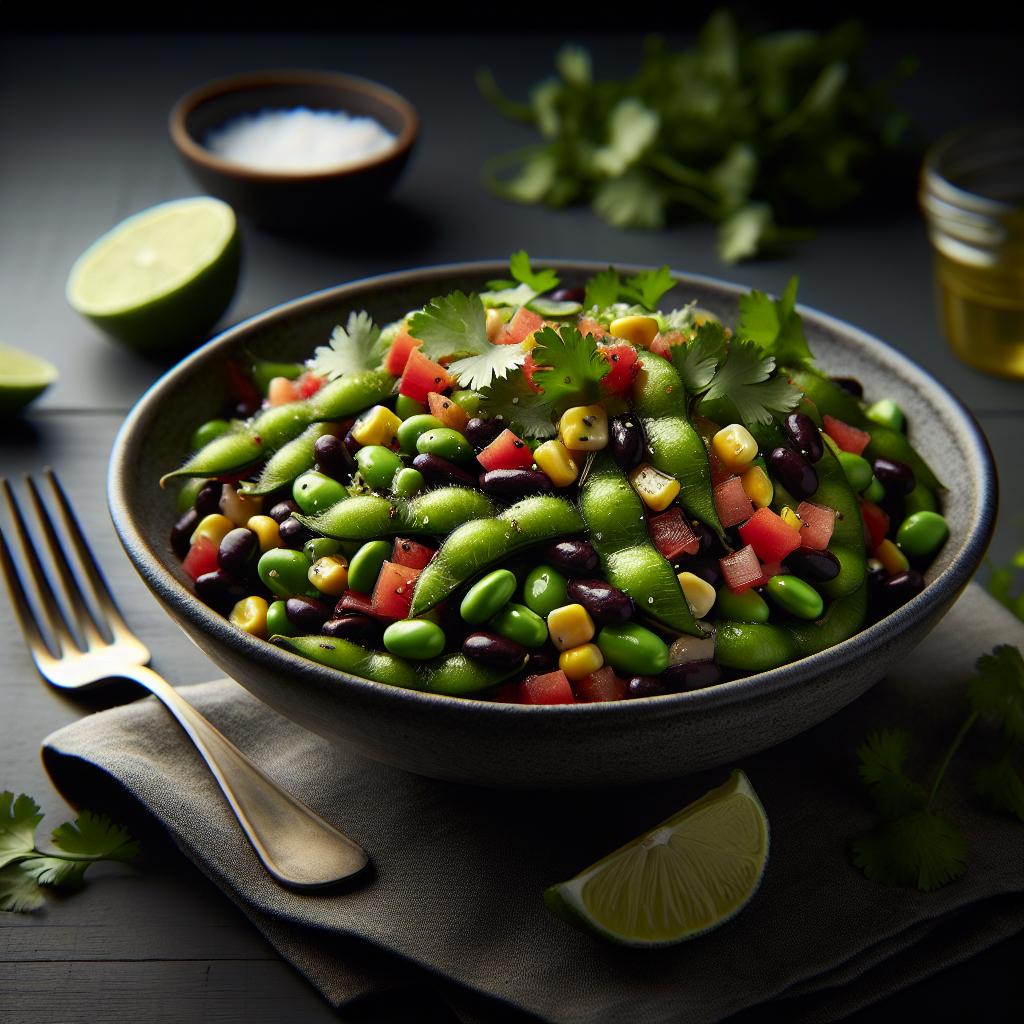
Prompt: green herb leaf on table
<box><xmin>698</xmin><ymin>338</ymin><xmax>803</xmax><ymax>425</ymax></box>
<box><xmin>0</xmin><ymin>791</ymin><xmax>43</xmax><ymax>870</ymax></box>
<box><xmin>310</xmin><ymin>311</ymin><xmax>388</xmax><ymax>380</ymax></box>
<box><xmin>967</xmin><ymin>644</ymin><xmax>1024</xmax><ymax>742</ymax></box>
<box><xmin>974</xmin><ymin>751</ymin><xmax>1024</xmax><ymax>823</ymax></box>
<box><xmin>448</xmin><ymin>342</ymin><xmax>528</xmax><ymax>392</ymax></box>
<box><xmin>855</xmin><ymin>729</ymin><xmax>927</xmax><ymax>819</ymax></box>
<box><xmin>530</xmin><ymin>326</ymin><xmax>609</xmax><ymax>410</ymax></box>
<box><xmin>478</xmin><ymin>371</ymin><xmax>556</xmax><ymax>439</ymax></box>
<box><xmin>0</xmin><ymin>865</ymin><xmax>45</xmax><ymax>913</ymax></box>
<box><xmin>852</xmin><ymin>810</ymin><xmax>968</xmax><ymax>892</ymax></box>
<box><xmin>406</xmin><ymin>291</ymin><xmax>490</xmax><ymax>362</ymax></box>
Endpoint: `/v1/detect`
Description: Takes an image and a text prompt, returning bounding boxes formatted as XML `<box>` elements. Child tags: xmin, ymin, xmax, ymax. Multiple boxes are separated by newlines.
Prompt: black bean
<box><xmin>768</xmin><ymin>446</ymin><xmax>818</xmax><ymax>500</ymax></box>
<box><xmin>342</xmin><ymin>429</ymin><xmax>362</xmax><ymax>458</ymax></box>
<box><xmin>278</xmin><ymin>516</ymin><xmax>312</xmax><ymax>549</ymax></box>
<box><xmin>171</xmin><ymin>508</ymin><xmax>199</xmax><ymax>558</ymax></box>
<box><xmin>783</xmin><ymin>412</ymin><xmax>824</xmax><ymax>462</ymax></box>
<box><xmin>321</xmin><ymin>615</ymin><xmax>382</xmax><ymax>645</ymax></box>
<box><xmin>691</xmin><ymin>521</ymin><xmax>718</xmax><ymax>556</ymax></box>
<box><xmin>872</xmin><ymin>457</ymin><xmax>915</xmax><ymax>497</ymax></box>
<box><xmin>464</xmin><ymin>417</ymin><xmax>502</xmax><ymax>448</ymax></box>
<box><xmin>194</xmin><ymin>482</ymin><xmax>222</xmax><ymax>518</ymax></box>
<box><xmin>565</xmin><ymin>579</ymin><xmax>634</xmax><ymax>625</ymax></box>
<box><xmin>231</xmin><ymin>399</ymin><xmax>260</xmax><ymax>419</ymax></box>
<box><xmin>478</xmin><ymin>468</ymin><xmax>553</xmax><ymax>498</ymax></box>
<box><xmin>218</xmin><ymin>527</ymin><xmax>259</xmax><ymax>576</ymax></box>
<box><xmin>626</xmin><ymin>675</ymin><xmax>667</xmax><ymax>699</ymax></box>
<box><xmin>783</xmin><ymin>547</ymin><xmax>841</xmax><ymax>584</ymax></box>
<box><xmin>525</xmin><ymin>648</ymin><xmax>558</xmax><ymax>675</ymax></box>
<box><xmin>550</xmin><ymin>287</ymin><xmax>585</xmax><ymax>303</ymax></box>
<box><xmin>831</xmin><ymin>376</ymin><xmax>863</xmax><ymax>398</ymax></box>
<box><xmin>314</xmin><ymin>434</ymin><xmax>354</xmax><ymax>480</ymax></box>
<box><xmin>609</xmin><ymin>415</ymin><xmax>645</xmax><ymax>470</ymax></box>
<box><xmin>876</xmin><ymin>570</ymin><xmax>925</xmax><ymax>615</ymax></box>
<box><xmin>412</xmin><ymin>453</ymin><xmax>478</xmax><ymax>488</ymax></box>
<box><xmin>462</xmin><ymin>631</ymin><xmax>527</xmax><ymax>667</ymax></box>
<box><xmin>195</xmin><ymin>570</ymin><xmax>246</xmax><ymax>614</ymax></box>
<box><xmin>685</xmin><ymin>554</ymin><xmax>722</xmax><ymax>589</ymax></box>
<box><xmin>662</xmin><ymin>661</ymin><xmax>722</xmax><ymax>692</ymax></box>
<box><xmin>268</xmin><ymin>499</ymin><xmax>300</xmax><ymax>523</ymax></box>
<box><xmin>285</xmin><ymin>596</ymin><xmax>332</xmax><ymax>633</ymax></box>
<box><xmin>545</xmin><ymin>539</ymin><xmax>600</xmax><ymax>577</ymax></box>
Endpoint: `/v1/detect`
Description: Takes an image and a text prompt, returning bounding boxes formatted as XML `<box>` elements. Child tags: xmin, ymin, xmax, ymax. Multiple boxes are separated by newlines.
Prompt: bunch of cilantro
<box><xmin>479</xmin><ymin>9</ymin><xmax>915</xmax><ymax>261</ymax></box>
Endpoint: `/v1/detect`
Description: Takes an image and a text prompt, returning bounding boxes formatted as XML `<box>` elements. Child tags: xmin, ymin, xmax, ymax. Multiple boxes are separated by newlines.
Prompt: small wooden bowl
<box><xmin>169</xmin><ymin>69</ymin><xmax>419</xmax><ymax>230</ymax></box>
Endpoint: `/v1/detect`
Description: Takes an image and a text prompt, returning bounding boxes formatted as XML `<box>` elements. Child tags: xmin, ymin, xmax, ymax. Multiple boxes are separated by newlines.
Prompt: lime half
<box><xmin>545</xmin><ymin>770</ymin><xmax>769</xmax><ymax>946</ymax></box>
<box><xmin>0</xmin><ymin>343</ymin><xmax>58</xmax><ymax>415</ymax></box>
<box><xmin>66</xmin><ymin>197</ymin><xmax>240</xmax><ymax>354</ymax></box>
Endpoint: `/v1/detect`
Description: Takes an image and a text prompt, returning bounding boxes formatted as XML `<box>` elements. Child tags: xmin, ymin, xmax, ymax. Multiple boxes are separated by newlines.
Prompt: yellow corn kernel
<box><xmin>740</xmin><ymin>465</ymin><xmax>774</xmax><ymax>509</ymax></box>
<box><xmin>533</xmin><ymin>439</ymin><xmax>579</xmax><ymax>487</ymax></box>
<box><xmin>247</xmin><ymin>515</ymin><xmax>281</xmax><ymax>552</ymax></box>
<box><xmin>220</xmin><ymin>484</ymin><xmax>262</xmax><ymax>526</ymax></box>
<box><xmin>559</xmin><ymin>643</ymin><xmax>605</xmax><ymax>681</ymax></box>
<box><xmin>628</xmin><ymin>463</ymin><xmax>680</xmax><ymax>512</ymax></box>
<box><xmin>609</xmin><ymin>314</ymin><xmax>659</xmax><ymax>349</ymax></box>
<box><xmin>875</xmin><ymin>538</ymin><xmax>910</xmax><ymax>575</ymax></box>
<box><xmin>351</xmin><ymin>405</ymin><xmax>402</xmax><ymax>446</ymax></box>
<box><xmin>712</xmin><ymin>424</ymin><xmax>758</xmax><ymax>472</ymax></box>
<box><xmin>308</xmin><ymin>555</ymin><xmax>349</xmax><ymax>597</ymax></box>
<box><xmin>190</xmin><ymin>513</ymin><xmax>234</xmax><ymax>549</ymax></box>
<box><xmin>547</xmin><ymin>603</ymin><xmax>596</xmax><ymax>651</ymax></box>
<box><xmin>229</xmin><ymin>596</ymin><xmax>269</xmax><ymax>639</ymax></box>
<box><xmin>485</xmin><ymin>307</ymin><xmax>505</xmax><ymax>341</ymax></box>
<box><xmin>558</xmin><ymin>405</ymin><xmax>609</xmax><ymax>452</ymax></box>
<box><xmin>780</xmin><ymin>506</ymin><xmax>802</xmax><ymax>531</ymax></box>
<box><xmin>520</xmin><ymin>331</ymin><xmax>539</xmax><ymax>352</ymax></box>
<box><xmin>677</xmin><ymin>571</ymin><xmax>717</xmax><ymax>619</ymax></box>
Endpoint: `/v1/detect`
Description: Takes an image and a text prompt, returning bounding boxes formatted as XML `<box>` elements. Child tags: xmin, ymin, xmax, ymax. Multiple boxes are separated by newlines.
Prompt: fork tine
<box><xmin>24</xmin><ymin>475</ymin><xmax>109</xmax><ymax>647</ymax></box>
<box><xmin>0</xmin><ymin>526</ymin><xmax>56</xmax><ymax>665</ymax></box>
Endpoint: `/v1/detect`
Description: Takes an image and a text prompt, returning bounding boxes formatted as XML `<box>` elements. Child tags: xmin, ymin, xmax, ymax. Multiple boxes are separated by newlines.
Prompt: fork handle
<box><xmin>121</xmin><ymin>666</ymin><xmax>369</xmax><ymax>888</ymax></box>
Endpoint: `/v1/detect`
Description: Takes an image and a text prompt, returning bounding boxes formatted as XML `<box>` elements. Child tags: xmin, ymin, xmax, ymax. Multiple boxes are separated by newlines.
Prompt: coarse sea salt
<box><xmin>205</xmin><ymin>107</ymin><xmax>396</xmax><ymax>173</ymax></box>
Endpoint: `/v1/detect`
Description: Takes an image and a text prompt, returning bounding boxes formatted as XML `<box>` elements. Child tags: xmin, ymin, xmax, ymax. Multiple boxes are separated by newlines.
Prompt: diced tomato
<box><xmin>519</xmin><ymin>670</ymin><xmax>576</xmax><ymax>705</ymax></box>
<box><xmin>823</xmin><ymin>414</ymin><xmax>871</xmax><ymax>456</ymax></box>
<box><xmin>577</xmin><ymin>316</ymin><xmax>612</xmax><ymax>340</ymax></box>
<box><xmin>713</xmin><ymin>476</ymin><xmax>755</xmax><ymax>528</ymax></box>
<box><xmin>522</xmin><ymin>352</ymin><xmax>544</xmax><ymax>392</ymax></box>
<box><xmin>860</xmin><ymin>500</ymin><xmax>890</xmax><ymax>550</ymax></box>
<box><xmin>599</xmin><ymin>343</ymin><xmax>641</xmax><ymax>395</ymax></box>
<box><xmin>720</xmin><ymin>544</ymin><xmax>767</xmax><ymax>593</ymax></box>
<box><xmin>370</xmin><ymin>561</ymin><xmax>421</xmax><ymax>621</ymax></box>
<box><xmin>738</xmin><ymin>507</ymin><xmax>802</xmax><ymax>562</ymax></box>
<box><xmin>337</xmin><ymin>590</ymin><xmax>376</xmax><ymax>618</ymax></box>
<box><xmin>183</xmin><ymin>536</ymin><xmax>219</xmax><ymax>582</ymax></box>
<box><xmin>760</xmin><ymin>561</ymin><xmax>784</xmax><ymax>579</ymax></box>
<box><xmin>399</xmin><ymin>348</ymin><xmax>454</xmax><ymax>404</ymax></box>
<box><xmin>488</xmin><ymin>681</ymin><xmax>522</xmax><ymax>704</ymax></box>
<box><xmin>575</xmin><ymin>666</ymin><xmax>627</xmax><ymax>703</ymax></box>
<box><xmin>797</xmin><ymin>501</ymin><xmax>836</xmax><ymax>550</ymax></box>
<box><xmin>297</xmin><ymin>371</ymin><xmax>325</xmax><ymax>398</ymax></box>
<box><xmin>391</xmin><ymin>537</ymin><xmax>435</xmax><ymax>570</ymax></box>
<box><xmin>267</xmin><ymin>376</ymin><xmax>301</xmax><ymax>406</ymax></box>
<box><xmin>496</xmin><ymin>306</ymin><xmax>545</xmax><ymax>345</ymax></box>
<box><xmin>648</xmin><ymin>508</ymin><xmax>700</xmax><ymax>560</ymax></box>
<box><xmin>648</xmin><ymin>331</ymin><xmax>688</xmax><ymax>361</ymax></box>
<box><xmin>385</xmin><ymin>326</ymin><xmax>422</xmax><ymax>376</ymax></box>
<box><xmin>427</xmin><ymin>391</ymin><xmax>469</xmax><ymax>431</ymax></box>
<box><xmin>477</xmin><ymin>428</ymin><xmax>535</xmax><ymax>471</ymax></box>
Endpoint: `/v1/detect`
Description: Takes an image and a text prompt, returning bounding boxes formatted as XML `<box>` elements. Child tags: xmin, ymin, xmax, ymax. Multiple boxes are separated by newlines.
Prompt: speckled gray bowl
<box><xmin>108</xmin><ymin>262</ymin><xmax>997</xmax><ymax>788</ymax></box>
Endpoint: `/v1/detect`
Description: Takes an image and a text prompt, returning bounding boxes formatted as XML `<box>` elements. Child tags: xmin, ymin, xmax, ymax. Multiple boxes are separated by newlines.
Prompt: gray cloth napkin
<box><xmin>41</xmin><ymin>584</ymin><xmax>1024</xmax><ymax>1024</ymax></box>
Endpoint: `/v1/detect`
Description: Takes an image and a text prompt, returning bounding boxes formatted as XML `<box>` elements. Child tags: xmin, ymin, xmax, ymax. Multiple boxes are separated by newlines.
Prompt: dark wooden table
<box><xmin>2</xmin><ymin>29</ymin><xmax>1022</xmax><ymax>1024</ymax></box>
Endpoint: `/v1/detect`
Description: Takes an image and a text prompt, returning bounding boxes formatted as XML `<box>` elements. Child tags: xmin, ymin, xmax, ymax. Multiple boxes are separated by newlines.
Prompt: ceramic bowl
<box><xmin>169</xmin><ymin>69</ymin><xmax>418</xmax><ymax>230</ymax></box>
<box><xmin>108</xmin><ymin>262</ymin><xmax>997</xmax><ymax>788</ymax></box>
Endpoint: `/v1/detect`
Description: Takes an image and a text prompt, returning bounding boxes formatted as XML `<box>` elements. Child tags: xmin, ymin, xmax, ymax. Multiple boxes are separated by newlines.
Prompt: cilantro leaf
<box><xmin>406</xmin><ymin>291</ymin><xmax>489</xmax><ymax>362</ymax></box>
<box><xmin>593</xmin><ymin>170</ymin><xmax>668</xmax><ymax>230</ymax></box>
<box><xmin>622</xmin><ymin>267</ymin><xmax>676</xmax><ymax>311</ymax></box>
<box><xmin>509</xmin><ymin>250</ymin><xmax>559</xmax><ymax>294</ymax></box>
<box><xmin>531</xmin><ymin>325</ymin><xmax>609</xmax><ymax>410</ymax></box>
<box><xmin>478</xmin><ymin>371</ymin><xmax>556</xmax><ymax>438</ymax></box>
<box><xmin>51</xmin><ymin>809</ymin><xmax>140</xmax><ymax>864</ymax></box>
<box><xmin>974</xmin><ymin>751</ymin><xmax>1024</xmax><ymax>823</ymax></box>
<box><xmin>0</xmin><ymin>792</ymin><xmax>43</xmax><ymax>870</ymax></box>
<box><xmin>852</xmin><ymin>811</ymin><xmax>968</xmax><ymax>892</ymax></box>
<box><xmin>310</xmin><ymin>312</ymin><xmax>389</xmax><ymax>380</ymax></box>
<box><xmin>968</xmin><ymin>645</ymin><xmax>1024</xmax><ymax>742</ymax></box>
<box><xmin>0</xmin><ymin>864</ymin><xmax>45</xmax><ymax>913</ymax></box>
<box><xmin>584</xmin><ymin>269</ymin><xmax>623</xmax><ymax>312</ymax></box>
<box><xmin>593</xmin><ymin>98</ymin><xmax>660</xmax><ymax>177</ymax></box>
<box><xmin>449</xmin><ymin>343</ymin><xmax>528</xmax><ymax>391</ymax></box>
<box><xmin>737</xmin><ymin>277</ymin><xmax>815</xmax><ymax>368</ymax></box>
<box><xmin>698</xmin><ymin>338</ymin><xmax>803</xmax><ymax>425</ymax></box>
<box><xmin>855</xmin><ymin>730</ymin><xmax>927</xmax><ymax>819</ymax></box>
<box><xmin>671</xmin><ymin>321</ymin><xmax>727</xmax><ymax>395</ymax></box>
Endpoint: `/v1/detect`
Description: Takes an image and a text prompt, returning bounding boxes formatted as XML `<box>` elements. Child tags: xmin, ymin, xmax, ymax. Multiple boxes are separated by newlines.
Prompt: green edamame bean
<box><xmin>395</xmin><ymin>394</ymin><xmax>427</xmax><ymax>420</ymax></box>
<box><xmin>258</xmin><ymin>549</ymin><xmax>318</xmax><ymax>599</ymax></box>
<box><xmin>597</xmin><ymin>623</ymin><xmax>669</xmax><ymax>676</ymax></box>
<box><xmin>904</xmin><ymin>483</ymin><xmax>938</xmax><ymax>516</ymax></box>
<box><xmin>863</xmin><ymin>476</ymin><xmax>886</xmax><ymax>504</ymax></box>
<box><xmin>292</xmin><ymin>470</ymin><xmax>347</xmax><ymax>515</ymax></box>
<box><xmin>786</xmin><ymin>585</ymin><xmax>867</xmax><ymax>657</ymax></box>
<box><xmin>274</xmin><ymin>635</ymin><xmax>423</xmax><ymax>688</ymax></box>
<box><xmin>418</xmin><ymin>653</ymin><xmax>525</xmax><ymax>695</ymax></box>
<box><xmin>242</xmin><ymin>423</ymin><xmax>334</xmax><ymax>497</ymax></box>
<box><xmin>866</xmin><ymin>399</ymin><xmax>905</xmax><ymax>432</ymax></box>
<box><xmin>461</xmin><ymin>569</ymin><xmax>517</xmax><ymax>624</ymax></box>
<box><xmin>397</xmin><ymin>414</ymin><xmax>444</xmax><ymax>454</ymax></box>
<box><xmin>348</xmin><ymin>540</ymin><xmax>392</xmax><ymax>594</ymax></box>
<box><xmin>383</xmin><ymin>619</ymin><xmax>446</xmax><ymax>659</ymax></box>
<box><xmin>176</xmin><ymin>476</ymin><xmax>210</xmax><ymax>514</ymax></box>
<box><xmin>489</xmin><ymin>603</ymin><xmax>548</xmax><ymax>648</ymax></box>
<box><xmin>715</xmin><ymin>586</ymin><xmax>770</xmax><ymax>623</ymax></box>
<box><xmin>417</xmin><ymin>428</ymin><xmax>472</xmax><ymax>464</ymax></box>
<box><xmin>897</xmin><ymin>511</ymin><xmax>949</xmax><ymax>559</ymax></box>
<box><xmin>392</xmin><ymin>467</ymin><xmax>425</xmax><ymax>499</ymax></box>
<box><xmin>836</xmin><ymin>451</ymin><xmax>872</xmax><ymax>493</ymax></box>
<box><xmin>266</xmin><ymin>600</ymin><xmax>295</xmax><ymax>637</ymax></box>
<box><xmin>451</xmin><ymin>390</ymin><xmax>481</xmax><ymax>415</ymax></box>
<box><xmin>715</xmin><ymin>623</ymin><xmax>795</xmax><ymax>671</ymax></box>
<box><xmin>766</xmin><ymin>575</ymin><xmax>823</xmax><ymax>620</ymax></box>
<box><xmin>251</xmin><ymin>357</ymin><xmax>303</xmax><ymax>394</ymax></box>
<box><xmin>523</xmin><ymin>565</ymin><xmax>569</xmax><ymax>618</ymax></box>
<box><xmin>304</xmin><ymin>537</ymin><xmax>343</xmax><ymax>562</ymax></box>
<box><xmin>190</xmin><ymin>418</ymin><xmax>232</xmax><ymax>452</ymax></box>
<box><xmin>355</xmin><ymin>446</ymin><xmax>404</xmax><ymax>492</ymax></box>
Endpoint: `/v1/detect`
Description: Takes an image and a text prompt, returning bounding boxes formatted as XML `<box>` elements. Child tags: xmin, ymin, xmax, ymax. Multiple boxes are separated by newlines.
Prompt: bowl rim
<box><xmin>108</xmin><ymin>259</ymin><xmax>998</xmax><ymax>723</ymax></box>
<box><xmin>168</xmin><ymin>68</ymin><xmax>420</xmax><ymax>183</ymax></box>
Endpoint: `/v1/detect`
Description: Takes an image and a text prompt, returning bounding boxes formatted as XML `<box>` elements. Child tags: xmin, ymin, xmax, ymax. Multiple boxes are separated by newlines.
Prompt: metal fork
<box><xmin>0</xmin><ymin>470</ymin><xmax>368</xmax><ymax>889</ymax></box>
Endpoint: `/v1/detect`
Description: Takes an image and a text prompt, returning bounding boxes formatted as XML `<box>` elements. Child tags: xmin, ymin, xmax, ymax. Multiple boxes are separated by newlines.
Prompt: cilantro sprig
<box><xmin>852</xmin><ymin>645</ymin><xmax>1024</xmax><ymax>891</ymax></box>
<box><xmin>583</xmin><ymin>266</ymin><xmax>676</xmax><ymax>313</ymax></box>
<box><xmin>1</xmin><ymin>792</ymin><xmax>139</xmax><ymax>912</ymax></box>
<box><xmin>310</xmin><ymin>311</ymin><xmax>390</xmax><ymax>380</ymax></box>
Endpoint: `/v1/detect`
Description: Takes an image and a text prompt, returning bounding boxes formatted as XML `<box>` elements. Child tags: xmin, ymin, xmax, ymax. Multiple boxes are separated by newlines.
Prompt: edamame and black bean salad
<box><xmin>164</xmin><ymin>256</ymin><xmax>949</xmax><ymax>703</ymax></box>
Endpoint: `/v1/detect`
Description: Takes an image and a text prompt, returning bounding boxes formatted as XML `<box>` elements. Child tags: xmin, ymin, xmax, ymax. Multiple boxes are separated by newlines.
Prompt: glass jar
<box><xmin>920</xmin><ymin>119</ymin><xmax>1024</xmax><ymax>378</ymax></box>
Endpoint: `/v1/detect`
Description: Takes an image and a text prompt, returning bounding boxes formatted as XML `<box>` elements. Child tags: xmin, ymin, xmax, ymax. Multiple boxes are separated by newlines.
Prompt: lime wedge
<box><xmin>545</xmin><ymin>770</ymin><xmax>769</xmax><ymax>946</ymax></box>
<box><xmin>66</xmin><ymin>197</ymin><xmax>240</xmax><ymax>354</ymax></box>
<box><xmin>0</xmin><ymin>343</ymin><xmax>58</xmax><ymax>415</ymax></box>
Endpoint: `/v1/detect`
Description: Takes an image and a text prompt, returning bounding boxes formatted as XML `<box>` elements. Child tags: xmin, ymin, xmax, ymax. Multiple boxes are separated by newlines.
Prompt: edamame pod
<box><xmin>409</xmin><ymin>496</ymin><xmax>586</xmax><ymax>616</ymax></box>
<box><xmin>240</xmin><ymin>423</ymin><xmax>335</xmax><ymax>496</ymax></box>
<box><xmin>580</xmin><ymin>454</ymin><xmax>702</xmax><ymax>636</ymax></box>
